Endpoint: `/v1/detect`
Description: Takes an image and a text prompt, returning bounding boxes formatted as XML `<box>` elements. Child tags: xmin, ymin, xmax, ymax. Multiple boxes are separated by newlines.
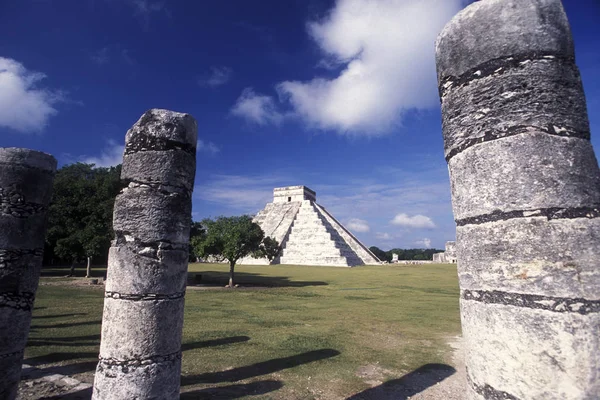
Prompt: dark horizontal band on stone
<box><xmin>455</xmin><ymin>206</ymin><xmax>600</xmax><ymax>227</ymax></box>
<box><xmin>124</xmin><ymin>134</ymin><xmax>196</xmax><ymax>156</ymax></box>
<box><xmin>1</xmin><ymin>188</ymin><xmax>49</xmax><ymax>218</ymax></box>
<box><xmin>98</xmin><ymin>351</ymin><xmax>181</xmax><ymax>370</ymax></box>
<box><xmin>104</xmin><ymin>291</ymin><xmax>186</xmax><ymax>301</ymax></box>
<box><xmin>462</xmin><ymin>289</ymin><xmax>600</xmax><ymax>315</ymax></box>
<box><xmin>0</xmin><ymin>349</ymin><xmax>25</xmax><ymax>360</ymax></box>
<box><xmin>466</xmin><ymin>368</ymin><xmax>519</xmax><ymax>400</ymax></box>
<box><xmin>0</xmin><ymin>292</ymin><xmax>35</xmax><ymax>311</ymax></box>
<box><xmin>444</xmin><ymin>124</ymin><xmax>590</xmax><ymax>162</ymax></box>
<box><xmin>438</xmin><ymin>51</ymin><xmax>575</xmax><ymax>98</ymax></box>
<box><xmin>0</xmin><ymin>161</ymin><xmax>56</xmax><ymax>175</ymax></box>
<box><xmin>119</xmin><ymin>179</ymin><xmax>192</xmax><ymax>198</ymax></box>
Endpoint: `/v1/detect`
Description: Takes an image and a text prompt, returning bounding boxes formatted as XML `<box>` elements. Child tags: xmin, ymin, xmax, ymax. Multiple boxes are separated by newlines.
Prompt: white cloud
<box><xmin>415</xmin><ymin>238</ymin><xmax>431</xmax><ymax>248</ymax></box>
<box><xmin>198</xmin><ymin>66</ymin><xmax>232</xmax><ymax>87</ymax></box>
<box><xmin>275</xmin><ymin>0</ymin><xmax>461</xmax><ymax>134</ymax></box>
<box><xmin>197</xmin><ymin>139</ymin><xmax>220</xmax><ymax>155</ymax></box>
<box><xmin>231</xmin><ymin>88</ymin><xmax>283</xmax><ymax>125</ymax></box>
<box><xmin>0</xmin><ymin>57</ymin><xmax>61</xmax><ymax>133</ymax></box>
<box><xmin>347</xmin><ymin>218</ymin><xmax>370</xmax><ymax>232</ymax></box>
<box><xmin>376</xmin><ymin>232</ymin><xmax>392</xmax><ymax>240</ymax></box>
<box><xmin>391</xmin><ymin>213</ymin><xmax>435</xmax><ymax>229</ymax></box>
<box><xmin>81</xmin><ymin>140</ymin><xmax>124</xmax><ymax>167</ymax></box>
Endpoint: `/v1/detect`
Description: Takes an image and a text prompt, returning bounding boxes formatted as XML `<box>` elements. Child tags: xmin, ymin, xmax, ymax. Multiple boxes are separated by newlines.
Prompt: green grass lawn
<box><xmin>27</xmin><ymin>263</ymin><xmax>460</xmax><ymax>399</ymax></box>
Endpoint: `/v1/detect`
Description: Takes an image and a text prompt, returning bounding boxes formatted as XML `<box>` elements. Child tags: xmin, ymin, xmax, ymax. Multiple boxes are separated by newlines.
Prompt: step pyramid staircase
<box><xmin>241</xmin><ymin>186</ymin><xmax>380</xmax><ymax>267</ymax></box>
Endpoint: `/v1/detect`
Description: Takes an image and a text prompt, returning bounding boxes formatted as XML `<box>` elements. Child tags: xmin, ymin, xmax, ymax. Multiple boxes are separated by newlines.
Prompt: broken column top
<box><xmin>0</xmin><ymin>148</ymin><xmax>56</xmax><ymax>172</ymax></box>
<box><xmin>435</xmin><ymin>0</ymin><xmax>574</xmax><ymax>80</ymax></box>
<box><xmin>273</xmin><ymin>186</ymin><xmax>316</xmax><ymax>203</ymax></box>
<box><xmin>125</xmin><ymin>108</ymin><xmax>198</xmax><ymax>147</ymax></box>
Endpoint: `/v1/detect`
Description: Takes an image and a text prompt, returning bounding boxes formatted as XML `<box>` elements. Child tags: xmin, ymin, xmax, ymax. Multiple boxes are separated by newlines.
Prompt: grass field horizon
<box><xmin>27</xmin><ymin>263</ymin><xmax>461</xmax><ymax>399</ymax></box>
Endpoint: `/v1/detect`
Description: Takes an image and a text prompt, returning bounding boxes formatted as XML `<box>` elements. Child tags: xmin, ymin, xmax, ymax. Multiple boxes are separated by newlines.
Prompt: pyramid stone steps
<box><xmin>242</xmin><ymin>186</ymin><xmax>380</xmax><ymax>266</ymax></box>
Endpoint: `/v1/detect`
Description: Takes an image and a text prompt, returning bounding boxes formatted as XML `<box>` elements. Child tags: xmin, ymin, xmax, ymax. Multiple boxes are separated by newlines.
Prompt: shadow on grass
<box><xmin>40</xmin><ymin>265</ymin><xmax>107</xmax><ymax>278</ymax></box>
<box><xmin>22</xmin><ymin>360</ymin><xmax>98</xmax><ymax>380</ymax></box>
<box><xmin>27</xmin><ymin>334</ymin><xmax>101</xmax><ymax>348</ymax></box>
<box><xmin>30</xmin><ymin>320</ymin><xmax>102</xmax><ymax>330</ymax></box>
<box><xmin>43</xmin><ymin>386</ymin><xmax>93</xmax><ymax>400</ymax></box>
<box><xmin>31</xmin><ymin>313</ymin><xmax>88</xmax><ymax>319</ymax></box>
<box><xmin>180</xmin><ymin>380</ymin><xmax>283</xmax><ymax>399</ymax></box>
<box><xmin>24</xmin><ymin>352</ymin><xmax>99</xmax><ymax>365</ymax></box>
<box><xmin>188</xmin><ymin>271</ymin><xmax>328</xmax><ymax>288</ymax></box>
<box><xmin>182</xmin><ymin>336</ymin><xmax>250</xmax><ymax>352</ymax></box>
<box><xmin>181</xmin><ymin>349</ymin><xmax>340</xmax><ymax>386</ymax></box>
<box><xmin>346</xmin><ymin>363</ymin><xmax>456</xmax><ymax>400</ymax></box>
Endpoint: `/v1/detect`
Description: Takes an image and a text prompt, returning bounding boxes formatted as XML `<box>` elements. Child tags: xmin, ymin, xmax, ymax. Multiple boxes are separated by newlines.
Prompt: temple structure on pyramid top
<box><xmin>242</xmin><ymin>186</ymin><xmax>380</xmax><ymax>267</ymax></box>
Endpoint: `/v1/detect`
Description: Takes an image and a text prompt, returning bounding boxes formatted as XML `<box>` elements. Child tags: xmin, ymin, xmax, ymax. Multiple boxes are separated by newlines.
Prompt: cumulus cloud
<box><xmin>415</xmin><ymin>238</ymin><xmax>432</xmax><ymax>248</ymax></box>
<box><xmin>81</xmin><ymin>140</ymin><xmax>124</xmax><ymax>167</ymax></box>
<box><xmin>231</xmin><ymin>88</ymin><xmax>283</xmax><ymax>125</ymax></box>
<box><xmin>197</xmin><ymin>139</ymin><xmax>220</xmax><ymax>155</ymax></box>
<box><xmin>391</xmin><ymin>213</ymin><xmax>435</xmax><ymax>229</ymax></box>
<box><xmin>347</xmin><ymin>218</ymin><xmax>370</xmax><ymax>233</ymax></box>
<box><xmin>276</xmin><ymin>0</ymin><xmax>461</xmax><ymax>134</ymax></box>
<box><xmin>376</xmin><ymin>232</ymin><xmax>392</xmax><ymax>240</ymax></box>
<box><xmin>0</xmin><ymin>57</ymin><xmax>62</xmax><ymax>133</ymax></box>
<box><xmin>198</xmin><ymin>66</ymin><xmax>232</xmax><ymax>87</ymax></box>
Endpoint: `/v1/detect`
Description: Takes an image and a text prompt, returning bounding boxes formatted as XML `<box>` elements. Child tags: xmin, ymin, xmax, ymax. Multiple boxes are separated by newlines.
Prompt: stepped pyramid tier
<box><xmin>241</xmin><ymin>186</ymin><xmax>380</xmax><ymax>267</ymax></box>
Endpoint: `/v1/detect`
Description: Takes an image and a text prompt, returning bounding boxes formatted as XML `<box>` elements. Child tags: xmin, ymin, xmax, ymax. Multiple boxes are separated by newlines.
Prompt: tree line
<box><xmin>44</xmin><ymin>163</ymin><xmax>439</xmax><ymax>280</ymax></box>
<box><xmin>44</xmin><ymin>163</ymin><xmax>277</xmax><ymax>285</ymax></box>
<box><xmin>368</xmin><ymin>247</ymin><xmax>443</xmax><ymax>262</ymax></box>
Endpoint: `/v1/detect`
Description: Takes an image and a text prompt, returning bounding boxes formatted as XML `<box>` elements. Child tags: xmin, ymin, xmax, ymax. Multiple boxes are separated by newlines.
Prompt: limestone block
<box><xmin>104</xmin><ymin>245</ymin><xmax>189</xmax><ymax>295</ymax></box>
<box><xmin>457</xmin><ymin>217</ymin><xmax>600</xmax><ymax>299</ymax></box>
<box><xmin>436</xmin><ymin>1</ymin><xmax>600</xmax><ymax>398</ymax></box>
<box><xmin>98</xmin><ymin>297</ymin><xmax>184</xmax><ymax>360</ymax></box>
<box><xmin>93</xmin><ymin>109</ymin><xmax>196</xmax><ymax>400</ymax></box>
<box><xmin>0</xmin><ymin>148</ymin><xmax>56</xmax><ymax>400</ymax></box>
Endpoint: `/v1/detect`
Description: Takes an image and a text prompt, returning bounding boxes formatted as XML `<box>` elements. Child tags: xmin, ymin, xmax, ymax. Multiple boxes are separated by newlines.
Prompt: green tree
<box><xmin>188</xmin><ymin>221</ymin><xmax>206</xmax><ymax>262</ymax></box>
<box><xmin>255</xmin><ymin>236</ymin><xmax>281</xmax><ymax>263</ymax></box>
<box><xmin>45</xmin><ymin>163</ymin><xmax>121</xmax><ymax>276</ymax></box>
<box><xmin>369</xmin><ymin>246</ymin><xmax>391</xmax><ymax>262</ymax></box>
<box><xmin>192</xmin><ymin>215</ymin><xmax>264</xmax><ymax>287</ymax></box>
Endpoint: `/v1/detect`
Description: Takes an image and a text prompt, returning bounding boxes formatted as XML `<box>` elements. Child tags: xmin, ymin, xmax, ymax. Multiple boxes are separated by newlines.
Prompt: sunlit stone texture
<box><xmin>0</xmin><ymin>148</ymin><xmax>56</xmax><ymax>400</ymax></box>
<box><xmin>436</xmin><ymin>0</ymin><xmax>600</xmax><ymax>398</ymax></box>
<box><xmin>92</xmin><ymin>109</ymin><xmax>197</xmax><ymax>399</ymax></box>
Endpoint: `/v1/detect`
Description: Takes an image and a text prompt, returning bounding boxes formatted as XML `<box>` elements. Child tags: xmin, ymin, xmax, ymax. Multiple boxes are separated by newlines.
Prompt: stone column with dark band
<box><xmin>92</xmin><ymin>109</ymin><xmax>197</xmax><ymax>399</ymax></box>
<box><xmin>0</xmin><ymin>148</ymin><xmax>56</xmax><ymax>400</ymax></box>
<box><xmin>436</xmin><ymin>0</ymin><xmax>600</xmax><ymax>399</ymax></box>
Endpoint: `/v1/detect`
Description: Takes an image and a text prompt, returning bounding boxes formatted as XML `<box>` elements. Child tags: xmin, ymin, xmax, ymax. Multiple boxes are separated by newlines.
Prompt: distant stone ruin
<box><xmin>243</xmin><ymin>186</ymin><xmax>380</xmax><ymax>266</ymax></box>
<box><xmin>92</xmin><ymin>109</ymin><xmax>197</xmax><ymax>399</ymax></box>
<box><xmin>432</xmin><ymin>241</ymin><xmax>457</xmax><ymax>263</ymax></box>
<box><xmin>0</xmin><ymin>148</ymin><xmax>56</xmax><ymax>400</ymax></box>
<box><xmin>437</xmin><ymin>0</ymin><xmax>600</xmax><ymax>398</ymax></box>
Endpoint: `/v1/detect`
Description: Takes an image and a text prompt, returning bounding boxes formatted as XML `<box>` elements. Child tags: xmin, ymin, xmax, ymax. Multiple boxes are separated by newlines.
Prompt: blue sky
<box><xmin>1</xmin><ymin>0</ymin><xmax>599</xmax><ymax>251</ymax></box>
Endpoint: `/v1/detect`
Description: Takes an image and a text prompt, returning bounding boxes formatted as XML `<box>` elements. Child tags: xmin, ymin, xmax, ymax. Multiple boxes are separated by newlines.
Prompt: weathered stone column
<box><xmin>92</xmin><ymin>109</ymin><xmax>197</xmax><ymax>399</ymax></box>
<box><xmin>0</xmin><ymin>148</ymin><xmax>56</xmax><ymax>400</ymax></box>
<box><xmin>436</xmin><ymin>1</ymin><xmax>600</xmax><ymax>399</ymax></box>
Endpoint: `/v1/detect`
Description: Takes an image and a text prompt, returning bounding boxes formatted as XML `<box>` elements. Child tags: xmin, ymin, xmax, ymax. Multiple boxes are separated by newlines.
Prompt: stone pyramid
<box><xmin>243</xmin><ymin>186</ymin><xmax>380</xmax><ymax>267</ymax></box>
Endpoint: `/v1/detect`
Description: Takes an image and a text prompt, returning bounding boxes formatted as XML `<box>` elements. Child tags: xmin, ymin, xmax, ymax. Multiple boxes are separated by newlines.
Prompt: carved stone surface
<box><xmin>436</xmin><ymin>0</ymin><xmax>600</xmax><ymax>398</ymax></box>
<box><xmin>0</xmin><ymin>148</ymin><xmax>56</xmax><ymax>400</ymax></box>
<box><xmin>92</xmin><ymin>109</ymin><xmax>197</xmax><ymax>399</ymax></box>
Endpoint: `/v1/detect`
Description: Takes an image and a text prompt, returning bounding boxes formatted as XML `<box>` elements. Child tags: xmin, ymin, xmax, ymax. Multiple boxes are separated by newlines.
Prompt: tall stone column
<box><xmin>436</xmin><ymin>1</ymin><xmax>600</xmax><ymax>399</ymax></box>
<box><xmin>92</xmin><ymin>109</ymin><xmax>197</xmax><ymax>399</ymax></box>
<box><xmin>0</xmin><ymin>148</ymin><xmax>56</xmax><ymax>400</ymax></box>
